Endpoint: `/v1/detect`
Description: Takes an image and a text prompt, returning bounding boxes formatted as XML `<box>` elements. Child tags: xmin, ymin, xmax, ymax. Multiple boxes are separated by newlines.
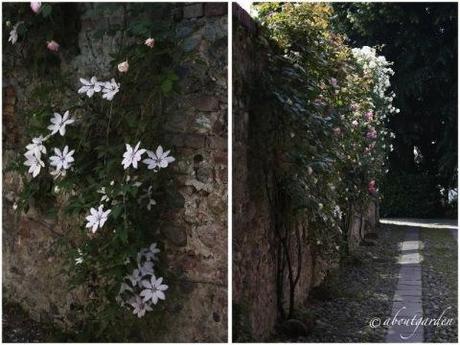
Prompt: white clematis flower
<box><xmin>139</xmin><ymin>261</ymin><xmax>154</xmax><ymax>276</ymax></box>
<box><xmin>47</xmin><ymin>111</ymin><xmax>75</xmax><ymax>136</ymax></box>
<box><xmin>137</xmin><ymin>242</ymin><xmax>160</xmax><ymax>265</ymax></box>
<box><xmin>85</xmin><ymin>204</ymin><xmax>111</xmax><ymax>233</ymax></box>
<box><xmin>101</xmin><ymin>78</ymin><xmax>120</xmax><ymax>101</ymax></box>
<box><xmin>127</xmin><ymin>268</ymin><xmax>142</xmax><ymax>287</ymax></box>
<box><xmin>24</xmin><ymin>152</ymin><xmax>45</xmax><ymax>178</ymax></box>
<box><xmin>25</xmin><ymin>135</ymin><xmax>47</xmax><ymax>158</ymax></box>
<box><xmin>78</xmin><ymin>77</ymin><xmax>103</xmax><ymax>97</ymax></box>
<box><xmin>140</xmin><ymin>275</ymin><xmax>168</xmax><ymax>304</ymax></box>
<box><xmin>130</xmin><ymin>295</ymin><xmax>152</xmax><ymax>318</ymax></box>
<box><xmin>142</xmin><ymin>146</ymin><xmax>175</xmax><ymax>171</ymax></box>
<box><xmin>49</xmin><ymin>145</ymin><xmax>75</xmax><ymax>172</ymax></box>
<box><xmin>121</xmin><ymin>142</ymin><xmax>146</xmax><ymax>169</ymax></box>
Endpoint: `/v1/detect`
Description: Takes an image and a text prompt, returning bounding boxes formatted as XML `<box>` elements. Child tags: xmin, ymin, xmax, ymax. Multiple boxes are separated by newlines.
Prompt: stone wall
<box><xmin>2</xmin><ymin>3</ymin><xmax>227</xmax><ymax>342</ymax></box>
<box><xmin>232</xmin><ymin>4</ymin><xmax>378</xmax><ymax>341</ymax></box>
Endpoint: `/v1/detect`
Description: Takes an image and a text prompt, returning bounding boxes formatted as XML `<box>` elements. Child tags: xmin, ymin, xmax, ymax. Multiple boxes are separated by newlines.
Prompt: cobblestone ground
<box><xmin>2</xmin><ymin>302</ymin><xmax>49</xmax><ymax>342</ymax></box>
<box><xmin>271</xmin><ymin>224</ymin><xmax>407</xmax><ymax>342</ymax></box>
<box><xmin>420</xmin><ymin>228</ymin><xmax>458</xmax><ymax>342</ymax></box>
<box><xmin>271</xmin><ymin>223</ymin><xmax>458</xmax><ymax>343</ymax></box>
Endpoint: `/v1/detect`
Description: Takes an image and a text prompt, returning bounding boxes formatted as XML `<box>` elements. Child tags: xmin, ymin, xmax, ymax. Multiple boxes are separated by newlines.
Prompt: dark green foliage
<box><xmin>333</xmin><ymin>2</ymin><xmax>458</xmax><ymax>217</ymax></box>
<box><xmin>381</xmin><ymin>172</ymin><xmax>444</xmax><ymax>218</ymax></box>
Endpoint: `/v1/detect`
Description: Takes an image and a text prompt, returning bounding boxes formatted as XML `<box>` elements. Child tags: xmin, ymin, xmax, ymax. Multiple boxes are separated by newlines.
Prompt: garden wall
<box><xmin>3</xmin><ymin>3</ymin><xmax>227</xmax><ymax>342</ymax></box>
<box><xmin>232</xmin><ymin>4</ymin><xmax>379</xmax><ymax>340</ymax></box>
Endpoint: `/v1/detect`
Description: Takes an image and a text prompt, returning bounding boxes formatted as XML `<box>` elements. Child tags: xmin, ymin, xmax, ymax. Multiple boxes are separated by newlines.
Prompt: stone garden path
<box><xmin>385</xmin><ymin>228</ymin><xmax>424</xmax><ymax>342</ymax></box>
<box><xmin>270</xmin><ymin>218</ymin><xmax>457</xmax><ymax>343</ymax></box>
<box><xmin>383</xmin><ymin>218</ymin><xmax>458</xmax><ymax>343</ymax></box>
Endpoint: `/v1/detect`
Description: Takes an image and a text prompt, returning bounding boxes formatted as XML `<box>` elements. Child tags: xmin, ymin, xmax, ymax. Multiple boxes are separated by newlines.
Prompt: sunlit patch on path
<box><xmin>381</xmin><ymin>218</ymin><xmax>458</xmax><ymax>230</ymax></box>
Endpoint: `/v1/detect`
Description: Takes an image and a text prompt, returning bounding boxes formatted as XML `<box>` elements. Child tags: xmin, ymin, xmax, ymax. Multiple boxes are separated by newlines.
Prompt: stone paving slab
<box><xmin>391</xmin><ymin>302</ymin><xmax>423</xmax><ymax>317</ymax></box>
<box><xmin>385</xmin><ymin>228</ymin><xmax>424</xmax><ymax>342</ymax></box>
<box><xmin>393</xmin><ymin>292</ymin><xmax>422</xmax><ymax>302</ymax></box>
<box><xmin>386</xmin><ymin>325</ymin><xmax>424</xmax><ymax>343</ymax></box>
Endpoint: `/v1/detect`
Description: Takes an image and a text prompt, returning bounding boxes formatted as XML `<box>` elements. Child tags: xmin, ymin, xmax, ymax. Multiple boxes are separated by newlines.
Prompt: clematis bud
<box><xmin>145</xmin><ymin>38</ymin><xmax>155</xmax><ymax>48</ymax></box>
<box><xmin>46</xmin><ymin>40</ymin><xmax>59</xmax><ymax>52</ymax></box>
<box><xmin>118</xmin><ymin>60</ymin><xmax>129</xmax><ymax>73</ymax></box>
<box><xmin>30</xmin><ymin>2</ymin><xmax>41</xmax><ymax>14</ymax></box>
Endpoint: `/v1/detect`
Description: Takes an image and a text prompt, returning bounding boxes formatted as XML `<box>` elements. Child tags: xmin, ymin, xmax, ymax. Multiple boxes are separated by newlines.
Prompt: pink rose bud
<box><xmin>368</xmin><ymin>180</ymin><xmax>377</xmax><ymax>194</ymax></box>
<box><xmin>30</xmin><ymin>2</ymin><xmax>41</xmax><ymax>14</ymax></box>
<box><xmin>46</xmin><ymin>40</ymin><xmax>59</xmax><ymax>52</ymax></box>
<box><xmin>117</xmin><ymin>60</ymin><xmax>129</xmax><ymax>73</ymax></box>
<box><xmin>365</xmin><ymin>111</ymin><xmax>373</xmax><ymax>121</ymax></box>
<box><xmin>145</xmin><ymin>38</ymin><xmax>155</xmax><ymax>48</ymax></box>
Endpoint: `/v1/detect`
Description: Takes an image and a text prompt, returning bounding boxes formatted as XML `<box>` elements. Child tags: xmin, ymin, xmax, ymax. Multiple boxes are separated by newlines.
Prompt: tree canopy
<box><xmin>333</xmin><ymin>2</ymin><xmax>458</xmax><ymax>217</ymax></box>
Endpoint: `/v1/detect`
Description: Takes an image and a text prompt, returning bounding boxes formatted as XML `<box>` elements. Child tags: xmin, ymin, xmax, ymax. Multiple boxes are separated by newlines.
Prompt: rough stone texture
<box><xmin>2</xmin><ymin>3</ymin><xmax>227</xmax><ymax>342</ymax></box>
<box><xmin>232</xmin><ymin>4</ymin><xmax>379</xmax><ymax>341</ymax></box>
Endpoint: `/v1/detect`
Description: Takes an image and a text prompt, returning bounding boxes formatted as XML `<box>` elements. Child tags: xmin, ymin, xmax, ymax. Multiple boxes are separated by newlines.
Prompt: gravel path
<box><xmin>420</xmin><ymin>228</ymin><xmax>458</xmax><ymax>342</ymax></box>
<box><xmin>271</xmin><ymin>224</ymin><xmax>406</xmax><ymax>342</ymax></box>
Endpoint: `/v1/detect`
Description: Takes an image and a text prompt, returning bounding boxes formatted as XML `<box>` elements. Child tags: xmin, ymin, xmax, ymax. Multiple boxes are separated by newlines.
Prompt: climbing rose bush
<box><xmin>256</xmin><ymin>2</ymin><xmax>397</xmax><ymax>253</ymax></box>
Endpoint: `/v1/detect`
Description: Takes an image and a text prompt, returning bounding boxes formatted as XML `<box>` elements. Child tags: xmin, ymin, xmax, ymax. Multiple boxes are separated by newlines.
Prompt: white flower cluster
<box><xmin>78</xmin><ymin>77</ymin><xmax>120</xmax><ymax>101</ymax></box>
<box><xmin>117</xmin><ymin>243</ymin><xmax>168</xmax><ymax>318</ymax></box>
<box><xmin>23</xmin><ymin>111</ymin><xmax>75</xmax><ymax>178</ymax></box>
<box><xmin>352</xmin><ymin>46</ymin><xmax>399</xmax><ymax>114</ymax></box>
<box><xmin>82</xmin><ymin>141</ymin><xmax>175</xmax><ymax>234</ymax></box>
<box><xmin>122</xmin><ymin>142</ymin><xmax>175</xmax><ymax>172</ymax></box>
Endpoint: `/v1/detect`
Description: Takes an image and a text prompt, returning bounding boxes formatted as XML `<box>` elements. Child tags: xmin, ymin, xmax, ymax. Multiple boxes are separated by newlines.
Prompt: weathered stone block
<box><xmin>191</xmin><ymin>95</ymin><xmax>219</xmax><ymax>112</ymax></box>
<box><xmin>183</xmin><ymin>4</ymin><xmax>203</xmax><ymax>19</ymax></box>
<box><xmin>204</xmin><ymin>3</ymin><xmax>227</xmax><ymax>17</ymax></box>
<box><xmin>161</xmin><ymin>225</ymin><xmax>188</xmax><ymax>247</ymax></box>
<box><xmin>182</xmin><ymin>34</ymin><xmax>202</xmax><ymax>52</ymax></box>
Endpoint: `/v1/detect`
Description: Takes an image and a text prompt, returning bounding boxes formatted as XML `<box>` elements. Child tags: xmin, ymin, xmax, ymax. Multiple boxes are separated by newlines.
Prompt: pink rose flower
<box><xmin>30</xmin><ymin>2</ymin><xmax>41</xmax><ymax>14</ymax></box>
<box><xmin>366</xmin><ymin>127</ymin><xmax>377</xmax><ymax>140</ymax></box>
<box><xmin>118</xmin><ymin>60</ymin><xmax>129</xmax><ymax>73</ymax></box>
<box><xmin>46</xmin><ymin>40</ymin><xmax>59</xmax><ymax>52</ymax></box>
<box><xmin>368</xmin><ymin>180</ymin><xmax>377</xmax><ymax>194</ymax></box>
<box><xmin>145</xmin><ymin>38</ymin><xmax>155</xmax><ymax>48</ymax></box>
<box><xmin>365</xmin><ymin>111</ymin><xmax>373</xmax><ymax>121</ymax></box>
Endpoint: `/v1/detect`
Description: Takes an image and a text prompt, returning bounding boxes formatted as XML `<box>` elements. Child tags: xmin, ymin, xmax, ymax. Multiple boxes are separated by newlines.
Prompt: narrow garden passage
<box><xmin>272</xmin><ymin>220</ymin><xmax>458</xmax><ymax>343</ymax></box>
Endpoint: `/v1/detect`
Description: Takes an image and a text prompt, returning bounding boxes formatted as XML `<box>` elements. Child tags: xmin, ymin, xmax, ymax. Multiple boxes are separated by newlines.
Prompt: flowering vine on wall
<box><xmin>252</xmin><ymin>2</ymin><xmax>398</xmax><ymax>318</ymax></box>
<box><xmin>5</xmin><ymin>2</ymin><xmax>183</xmax><ymax>324</ymax></box>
